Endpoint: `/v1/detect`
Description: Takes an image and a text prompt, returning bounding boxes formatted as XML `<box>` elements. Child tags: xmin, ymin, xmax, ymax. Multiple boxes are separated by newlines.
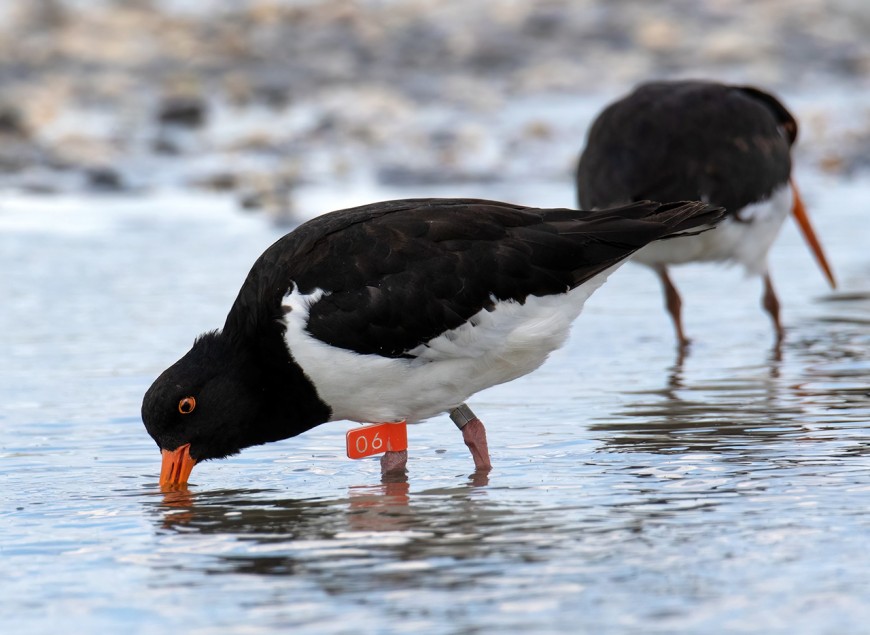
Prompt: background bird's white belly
<box><xmin>282</xmin><ymin>268</ymin><xmax>616</xmax><ymax>424</ymax></box>
<box><xmin>633</xmin><ymin>185</ymin><xmax>791</xmax><ymax>275</ymax></box>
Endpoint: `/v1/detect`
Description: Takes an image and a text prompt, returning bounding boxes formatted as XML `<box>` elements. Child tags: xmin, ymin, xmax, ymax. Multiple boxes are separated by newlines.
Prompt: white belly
<box><xmin>281</xmin><ymin>267</ymin><xmax>616</xmax><ymax>424</ymax></box>
<box><xmin>633</xmin><ymin>184</ymin><xmax>791</xmax><ymax>275</ymax></box>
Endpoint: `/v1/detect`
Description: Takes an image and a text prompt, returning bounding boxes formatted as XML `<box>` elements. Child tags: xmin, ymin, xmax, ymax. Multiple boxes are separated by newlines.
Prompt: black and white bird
<box><xmin>576</xmin><ymin>80</ymin><xmax>836</xmax><ymax>346</ymax></box>
<box><xmin>143</xmin><ymin>197</ymin><xmax>723</xmax><ymax>486</ymax></box>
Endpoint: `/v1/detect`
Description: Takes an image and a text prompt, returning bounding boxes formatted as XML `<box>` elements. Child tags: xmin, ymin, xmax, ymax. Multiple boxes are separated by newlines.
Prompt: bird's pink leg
<box><xmin>450</xmin><ymin>404</ymin><xmax>492</xmax><ymax>472</ymax></box>
<box><xmin>657</xmin><ymin>267</ymin><xmax>689</xmax><ymax>348</ymax></box>
<box><xmin>762</xmin><ymin>272</ymin><xmax>784</xmax><ymax>343</ymax></box>
<box><xmin>380</xmin><ymin>450</ymin><xmax>407</xmax><ymax>475</ymax></box>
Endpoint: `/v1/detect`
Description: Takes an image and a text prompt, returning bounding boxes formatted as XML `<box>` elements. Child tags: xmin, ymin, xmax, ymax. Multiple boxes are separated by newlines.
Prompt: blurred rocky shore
<box><xmin>1</xmin><ymin>0</ymin><xmax>869</xmax><ymax>210</ymax></box>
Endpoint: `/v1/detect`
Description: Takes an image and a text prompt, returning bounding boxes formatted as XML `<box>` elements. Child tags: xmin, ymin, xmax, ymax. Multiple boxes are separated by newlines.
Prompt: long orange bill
<box><xmin>160</xmin><ymin>443</ymin><xmax>196</xmax><ymax>488</ymax></box>
<box><xmin>791</xmin><ymin>179</ymin><xmax>836</xmax><ymax>289</ymax></box>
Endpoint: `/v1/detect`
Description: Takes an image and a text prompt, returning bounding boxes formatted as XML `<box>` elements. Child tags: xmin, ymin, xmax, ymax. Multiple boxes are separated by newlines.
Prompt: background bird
<box><xmin>576</xmin><ymin>80</ymin><xmax>836</xmax><ymax>347</ymax></box>
<box><xmin>142</xmin><ymin>197</ymin><xmax>723</xmax><ymax>487</ymax></box>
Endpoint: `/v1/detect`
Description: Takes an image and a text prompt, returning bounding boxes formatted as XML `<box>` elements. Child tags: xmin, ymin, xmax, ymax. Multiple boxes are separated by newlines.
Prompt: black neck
<box><xmin>224</xmin><ymin>288</ymin><xmax>332</xmax><ymax>446</ymax></box>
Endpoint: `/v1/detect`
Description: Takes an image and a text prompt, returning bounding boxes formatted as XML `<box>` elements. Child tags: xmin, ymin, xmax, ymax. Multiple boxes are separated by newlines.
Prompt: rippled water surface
<box><xmin>2</xmin><ymin>175</ymin><xmax>869</xmax><ymax>634</ymax></box>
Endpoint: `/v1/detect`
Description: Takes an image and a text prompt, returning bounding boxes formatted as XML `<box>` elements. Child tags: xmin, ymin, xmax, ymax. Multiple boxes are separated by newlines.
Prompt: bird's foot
<box><xmin>380</xmin><ymin>450</ymin><xmax>408</xmax><ymax>475</ymax></box>
<box><xmin>676</xmin><ymin>336</ymin><xmax>692</xmax><ymax>355</ymax></box>
<box><xmin>461</xmin><ymin>418</ymin><xmax>492</xmax><ymax>472</ymax></box>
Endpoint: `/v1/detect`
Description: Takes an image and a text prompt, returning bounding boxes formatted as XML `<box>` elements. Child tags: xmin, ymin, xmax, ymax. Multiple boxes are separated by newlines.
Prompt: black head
<box><xmin>142</xmin><ymin>326</ymin><xmax>332</xmax><ymax>486</ymax></box>
<box><xmin>142</xmin><ymin>331</ymin><xmax>265</xmax><ymax>464</ymax></box>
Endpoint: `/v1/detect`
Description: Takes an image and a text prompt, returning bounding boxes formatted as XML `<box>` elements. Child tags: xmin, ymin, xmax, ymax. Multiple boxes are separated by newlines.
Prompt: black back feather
<box><xmin>224</xmin><ymin>198</ymin><xmax>723</xmax><ymax>358</ymax></box>
<box><xmin>576</xmin><ymin>80</ymin><xmax>795</xmax><ymax>214</ymax></box>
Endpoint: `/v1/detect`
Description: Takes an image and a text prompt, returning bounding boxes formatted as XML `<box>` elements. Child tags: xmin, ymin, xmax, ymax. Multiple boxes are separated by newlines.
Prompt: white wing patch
<box><xmin>633</xmin><ymin>184</ymin><xmax>791</xmax><ymax>275</ymax></box>
<box><xmin>281</xmin><ymin>267</ymin><xmax>618</xmax><ymax>424</ymax></box>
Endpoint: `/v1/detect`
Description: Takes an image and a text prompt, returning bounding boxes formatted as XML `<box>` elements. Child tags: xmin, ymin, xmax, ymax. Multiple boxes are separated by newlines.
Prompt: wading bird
<box><xmin>576</xmin><ymin>80</ymin><xmax>836</xmax><ymax>347</ymax></box>
<box><xmin>143</xmin><ymin>197</ymin><xmax>723</xmax><ymax>486</ymax></box>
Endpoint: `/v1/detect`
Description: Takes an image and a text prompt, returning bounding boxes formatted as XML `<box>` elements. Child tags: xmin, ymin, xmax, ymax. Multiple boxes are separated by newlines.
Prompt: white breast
<box><xmin>281</xmin><ymin>267</ymin><xmax>617</xmax><ymax>424</ymax></box>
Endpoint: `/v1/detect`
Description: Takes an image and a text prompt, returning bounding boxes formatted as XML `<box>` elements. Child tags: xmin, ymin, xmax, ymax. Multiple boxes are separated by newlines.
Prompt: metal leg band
<box><xmin>449</xmin><ymin>403</ymin><xmax>476</xmax><ymax>430</ymax></box>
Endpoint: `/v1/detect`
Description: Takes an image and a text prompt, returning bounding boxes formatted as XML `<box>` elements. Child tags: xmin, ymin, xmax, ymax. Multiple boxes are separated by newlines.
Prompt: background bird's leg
<box><xmin>762</xmin><ymin>272</ymin><xmax>784</xmax><ymax>343</ymax></box>
<box><xmin>657</xmin><ymin>267</ymin><xmax>689</xmax><ymax>348</ymax></box>
<box><xmin>450</xmin><ymin>403</ymin><xmax>492</xmax><ymax>472</ymax></box>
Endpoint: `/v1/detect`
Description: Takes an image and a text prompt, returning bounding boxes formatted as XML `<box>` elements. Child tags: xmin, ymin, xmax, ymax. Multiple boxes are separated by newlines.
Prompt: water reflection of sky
<box><xmin>2</xmin><ymin>175</ymin><xmax>869</xmax><ymax>633</ymax></box>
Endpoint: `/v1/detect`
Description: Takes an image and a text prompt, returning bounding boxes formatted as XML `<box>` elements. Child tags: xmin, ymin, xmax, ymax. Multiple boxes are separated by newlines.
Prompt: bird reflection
<box><xmin>591</xmin><ymin>345</ymin><xmax>798</xmax><ymax>455</ymax></box>
<box><xmin>149</xmin><ymin>468</ymin><xmax>516</xmax><ymax>582</ymax></box>
<box><xmin>345</xmin><ymin>475</ymin><xmax>411</xmax><ymax>533</ymax></box>
<box><xmin>592</xmin><ymin>288</ymin><xmax>870</xmax><ymax>457</ymax></box>
<box><xmin>155</xmin><ymin>483</ymin><xmax>410</xmax><ymax>536</ymax></box>
<box><xmin>667</xmin><ymin>329</ymin><xmax>783</xmax><ymax>396</ymax></box>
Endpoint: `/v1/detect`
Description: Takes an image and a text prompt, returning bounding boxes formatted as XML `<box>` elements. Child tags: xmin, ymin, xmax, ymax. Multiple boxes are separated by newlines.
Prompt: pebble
<box><xmin>0</xmin><ymin>0</ymin><xmax>867</xmax><ymax>196</ymax></box>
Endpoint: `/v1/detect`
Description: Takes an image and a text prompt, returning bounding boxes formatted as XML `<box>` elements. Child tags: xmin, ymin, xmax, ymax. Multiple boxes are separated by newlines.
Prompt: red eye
<box><xmin>178</xmin><ymin>396</ymin><xmax>196</xmax><ymax>414</ymax></box>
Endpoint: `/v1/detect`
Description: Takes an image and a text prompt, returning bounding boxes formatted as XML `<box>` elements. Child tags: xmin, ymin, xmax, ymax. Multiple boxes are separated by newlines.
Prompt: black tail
<box><xmin>574</xmin><ymin>200</ymin><xmax>725</xmax><ymax>235</ymax></box>
<box><xmin>627</xmin><ymin>200</ymin><xmax>726</xmax><ymax>237</ymax></box>
<box><xmin>549</xmin><ymin>200</ymin><xmax>725</xmax><ymax>244</ymax></box>
<box><xmin>539</xmin><ymin>200</ymin><xmax>725</xmax><ymax>289</ymax></box>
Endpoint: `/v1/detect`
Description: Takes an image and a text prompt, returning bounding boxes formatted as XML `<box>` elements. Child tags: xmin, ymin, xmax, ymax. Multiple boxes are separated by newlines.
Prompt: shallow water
<box><xmin>2</xmin><ymin>173</ymin><xmax>869</xmax><ymax>634</ymax></box>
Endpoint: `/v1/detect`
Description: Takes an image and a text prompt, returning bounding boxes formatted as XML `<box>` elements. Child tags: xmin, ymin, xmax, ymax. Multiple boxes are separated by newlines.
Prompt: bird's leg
<box><xmin>762</xmin><ymin>272</ymin><xmax>784</xmax><ymax>344</ymax></box>
<box><xmin>450</xmin><ymin>403</ymin><xmax>492</xmax><ymax>472</ymax></box>
<box><xmin>657</xmin><ymin>267</ymin><xmax>689</xmax><ymax>348</ymax></box>
<box><xmin>380</xmin><ymin>450</ymin><xmax>408</xmax><ymax>475</ymax></box>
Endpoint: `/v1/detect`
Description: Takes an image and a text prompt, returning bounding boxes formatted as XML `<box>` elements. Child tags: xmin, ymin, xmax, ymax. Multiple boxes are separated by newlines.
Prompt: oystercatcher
<box><xmin>576</xmin><ymin>80</ymin><xmax>836</xmax><ymax>346</ymax></box>
<box><xmin>143</xmin><ymin>197</ymin><xmax>723</xmax><ymax>486</ymax></box>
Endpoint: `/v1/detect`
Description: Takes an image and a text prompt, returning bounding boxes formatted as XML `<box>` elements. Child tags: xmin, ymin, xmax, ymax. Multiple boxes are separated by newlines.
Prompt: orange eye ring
<box><xmin>178</xmin><ymin>396</ymin><xmax>196</xmax><ymax>414</ymax></box>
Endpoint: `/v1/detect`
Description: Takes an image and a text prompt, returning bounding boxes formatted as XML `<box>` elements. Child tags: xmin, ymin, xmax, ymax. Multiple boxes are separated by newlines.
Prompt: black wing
<box><xmin>226</xmin><ymin>198</ymin><xmax>722</xmax><ymax>358</ymax></box>
<box><xmin>576</xmin><ymin>80</ymin><xmax>795</xmax><ymax>214</ymax></box>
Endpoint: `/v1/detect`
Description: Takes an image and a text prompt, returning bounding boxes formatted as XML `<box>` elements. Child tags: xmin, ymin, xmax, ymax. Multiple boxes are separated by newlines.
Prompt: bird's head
<box><xmin>142</xmin><ymin>331</ymin><xmax>266</xmax><ymax>487</ymax></box>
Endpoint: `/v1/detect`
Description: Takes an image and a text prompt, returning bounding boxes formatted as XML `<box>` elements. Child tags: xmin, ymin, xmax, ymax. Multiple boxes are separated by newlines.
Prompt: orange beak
<box><xmin>160</xmin><ymin>443</ymin><xmax>196</xmax><ymax>487</ymax></box>
<box><xmin>791</xmin><ymin>179</ymin><xmax>836</xmax><ymax>289</ymax></box>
